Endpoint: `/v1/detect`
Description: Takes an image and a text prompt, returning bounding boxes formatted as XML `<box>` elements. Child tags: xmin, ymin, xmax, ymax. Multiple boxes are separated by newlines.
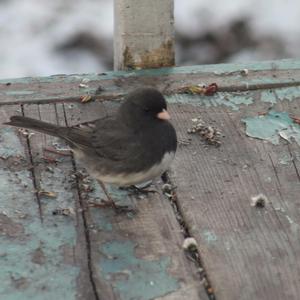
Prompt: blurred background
<box><xmin>0</xmin><ymin>0</ymin><xmax>299</xmax><ymax>79</ymax></box>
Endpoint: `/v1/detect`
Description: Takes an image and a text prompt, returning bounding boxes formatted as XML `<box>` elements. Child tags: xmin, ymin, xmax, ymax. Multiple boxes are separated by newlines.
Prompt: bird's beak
<box><xmin>157</xmin><ymin>109</ymin><xmax>171</xmax><ymax>120</ymax></box>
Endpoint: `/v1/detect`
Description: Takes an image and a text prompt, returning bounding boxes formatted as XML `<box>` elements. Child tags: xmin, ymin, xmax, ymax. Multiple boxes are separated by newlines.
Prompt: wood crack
<box><xmin>62</xmin><ymin>104</ymin><xmax>100</xmax><ymax>300</ymax></box>
<box><xmin>161</xmin><ymin>172</ymin><xmax>216</xmax><ymax>300</ymax></box>
<box><xmin>287</xmin><ymin>144</ymin><xmax>300</xmax><ymax>182</ymax></box>
<box><xmin>21</xmin><ymin>104</ymin><xmax>44</xmax><ymax>223</ymax></box>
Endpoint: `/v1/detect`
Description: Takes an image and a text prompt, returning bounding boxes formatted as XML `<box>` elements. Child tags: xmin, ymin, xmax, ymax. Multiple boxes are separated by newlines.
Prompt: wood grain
<box><xmin>63</xmin><ymin>100</ymin><xmax>208</xmax><ymax>300</ymax></box>
<box><xmin>22</xmin><ymin>103</ymin><xmax>98</xmax><ymax>300</ymax></box>
<box><xmin>169</xmin><ymin>92</ymin><xmax>300</xmax><ymax>300</ymax></box>
<box><xmin>1</xmin><ymin>59</ymin><xmax>300</xmax><ymax>299</ymax></box>
<box><xmin>0</xmin><ymin>59</ymin><xmax>299</xmax><ymax>105</ymax></box>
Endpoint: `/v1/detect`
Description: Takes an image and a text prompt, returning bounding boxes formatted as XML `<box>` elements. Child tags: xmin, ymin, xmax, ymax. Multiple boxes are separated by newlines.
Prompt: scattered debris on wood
<box><xmin>257</xmin><ymin>111</ymin><xmax>268</xmax><ymax>116</ymax></box>
<box><xmin>177</xmin><ymin>83</ymin><xmax>218</xmax><ymax>96</ymax></box>
<box><xmin>182</xmin><ymin>237</ymin><xmax>198</xmax><ymax>251</ymax></box>
<box><xmin>78</xmin><ymin>78</ymin><xmax>90</xmax><ymax>89</ymax></box>
<box><xmin>46</xmin><ymin>166</ymin><xmax>54</xmax><ymax>173</ymax></box>
<box><xmin>95</xmin><ymin>85</ymin><xmax>104</xmax><ymax>94</ymax></box>
<box><xmin>14</xmin><ymin>209</ymin><xmax>28</xmax><ymax>219</ymax></box>
<box><xmin>178</xmin><ymin>138</ymin><xmax>192</xmax><ymax>146</ymax></box>
<box><xmin>80</xmin><ymin>95</ymin><xmax>93</xmax><ymax>103</ymax></box>
<box><xmin>52</xmin><ymin>207</ymin><xmax>75</xmax><ymax>216</ymax></box>
<box><xmin>240</xmin><ymin>68</ymin><xmax>249</xmax><ymax>76</ymax></box>
<box><xmin>250</xmin><ymin>193</ymin><xmax>268</xmax><ymax>208</ymax></box>
<box><xmin>18</xmin><ymin>128</ymin><xmax>35</xmax><ymax>138</ymax></box>
<box><xmin>79</xmin><ymin>83</ymin><xmax>89</xmax><ymax>88</ymax></box>
<box><xmin>42</xmin><ymin>156</ymin><xmax>58</xmax><ymax>164</ymax></box>
<box><xmin>43</xmin><ymin>146</ymin><xmax>71</xmax><ymax>156</ymax></box>
<box><xmin>162</xmin><ymin>183</ymin><xmax>172</xmax><ymax>193</ymax></box>
<box><xmin>187</xmin><ymin>117</ymin><xmax>222</xmax><ymax>147</ymax></box>
<box><xmin>38</xmin><ymin>190</ymin><xmax>57</xmax><ymax>198</ymax></box>
<box><xmin>290</xmin><ymin>115</ymin><xmax>300</xmax><ymax>125</ymax></box>
<box><xmin>162</xmin><ymin>183</ymin><xmax>176</xmax><ymax>199</ymax></box>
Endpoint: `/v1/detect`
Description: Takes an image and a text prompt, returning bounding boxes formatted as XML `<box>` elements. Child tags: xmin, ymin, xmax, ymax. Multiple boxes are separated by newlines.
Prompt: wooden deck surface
<box><xmin>0</xmin><ymin>59</ymin><xmax>300</xmax><ymax>300</ymax></box>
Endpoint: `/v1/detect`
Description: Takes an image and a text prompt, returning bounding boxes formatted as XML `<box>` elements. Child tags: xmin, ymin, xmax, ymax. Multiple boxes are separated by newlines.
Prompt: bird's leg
<box><xmin>88</xmin><ymin>181</ymin><xmax>136</xmax><ymax>214</ymax></box>
<box><xmin>119</xmin><ymin>182</ymin><xmax>158</xmax><ymax>195</ymax></box>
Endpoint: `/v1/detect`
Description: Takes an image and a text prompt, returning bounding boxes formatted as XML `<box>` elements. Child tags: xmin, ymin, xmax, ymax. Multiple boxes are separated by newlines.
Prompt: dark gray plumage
<box><xmin>5</xmin><ymin>88</ymin><xmax>177</xmax><ymax>187</ymax></box>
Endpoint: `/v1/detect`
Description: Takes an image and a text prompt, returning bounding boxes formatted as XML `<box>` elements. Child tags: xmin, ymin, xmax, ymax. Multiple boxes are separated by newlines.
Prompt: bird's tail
<box><xmin>5</xmin><ymin>116</ymin><xmax>93</xmax><ymax>148</ymax></box>
<box><xmin>5</xmin><ymin>116</ymin><xmax>63</xmax><ymax>137</ymax></box>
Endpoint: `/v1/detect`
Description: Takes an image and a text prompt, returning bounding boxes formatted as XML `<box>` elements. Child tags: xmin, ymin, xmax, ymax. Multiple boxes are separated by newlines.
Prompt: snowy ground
<box><xmin>0</xmin><ymin>0</ymin><xmax>299</xmax><ymax>79</ymax></box>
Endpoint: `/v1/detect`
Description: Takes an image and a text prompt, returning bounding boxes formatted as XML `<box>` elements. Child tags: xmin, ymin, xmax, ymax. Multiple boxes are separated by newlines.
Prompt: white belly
<box><xmin>95</xmin><ymin>151</ymin><xmax>175</xmax><ymax>186</ymax></box>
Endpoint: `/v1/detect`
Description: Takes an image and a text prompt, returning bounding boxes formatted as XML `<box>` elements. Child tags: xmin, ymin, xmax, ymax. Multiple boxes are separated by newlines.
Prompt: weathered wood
<box><xmin>0</xmin><ymin>101</ymin><xmax>209</xmax><ymax>299</ymax></box>
<box><xmin>1</xmin><ymin>59</ymin><xmax>300</xmax><ymax>299</ymax></box>
<box><xmin>22</xmin><ymin>103</ymin><xmax>97</xmax><ymax>300</ymax></box>
<box><xmin>169</xmin><ymin>86</ymin><xmax>300</xmax><ymax>299</ymax></box>
<box><xmin>0</xmin><ymin>105</ymin><xmax>93</xmax><ymax>300</ymax></box>
<box><xmin>0</xmin><ymin>59</ymin><xmax>299</xmax><ymax>105</ymax></box>
<box><xmin>63</xmin><ymin>100</ymin><xmax>208</xmax><ymax>300</ymax></box>
<box><xmin>114</xmin><ymin>0</ymin><xmax>175</xmax><ymax>70</ymax></box>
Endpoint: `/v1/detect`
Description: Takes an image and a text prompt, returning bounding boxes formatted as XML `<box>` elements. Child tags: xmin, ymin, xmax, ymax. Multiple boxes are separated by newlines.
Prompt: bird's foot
<box><xmin>88</xmin><ymin>199</ymin><xmax>137</xmax><ymax>214</ymax></box>
<box><xmin>120</xmin><ymin>184</ymin><xmax>158</xmax><ymax>195</ymax></box>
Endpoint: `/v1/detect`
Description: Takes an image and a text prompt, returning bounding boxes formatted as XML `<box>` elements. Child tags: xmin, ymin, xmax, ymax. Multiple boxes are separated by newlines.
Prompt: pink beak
<box><xmin>157</xmin><ymin>109</ymin><xmax>171</xmax><ymax>120</ymax></box>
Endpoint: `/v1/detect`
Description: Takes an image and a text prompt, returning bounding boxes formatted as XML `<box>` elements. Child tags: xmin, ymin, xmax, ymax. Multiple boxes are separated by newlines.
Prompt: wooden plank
<box><xmin>0</xmin><ymin>105</ymin><xmax>90</xmax><ymax>300</ymax></box>
<box><xmin>114</xmin><ymin>0</ymin><xmax>174</xmax><ymax>70</ymax></box>
<box><xmin>1</xmin><ymin>58</ymin><xmax>300</xmax><ymax>299</ymax></box>
<box><xmin>62</xmin><ymin>100</ymin><xmax>209</xmax><ymax>300</ymax></box>
<box><xmin>0</xmin><ymin>59</ymin><xmax>299</xmax><ymax>105</ymax></box>
<box><xmin>21</xmin><ymin>103</ymin><xmax>97</xmax><ymax>300</ymax></box>
<box><xmin>168</xmin><ymin>86</ymin><xmax>300</xmax><ymax>299</ymax></box>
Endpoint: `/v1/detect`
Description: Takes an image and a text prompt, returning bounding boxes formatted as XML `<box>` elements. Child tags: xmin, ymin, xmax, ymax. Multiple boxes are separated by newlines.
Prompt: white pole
<box><xmin>114</xmin><ymin>0</ymin><xmax>175</xmax><ymax>70</ymax></box>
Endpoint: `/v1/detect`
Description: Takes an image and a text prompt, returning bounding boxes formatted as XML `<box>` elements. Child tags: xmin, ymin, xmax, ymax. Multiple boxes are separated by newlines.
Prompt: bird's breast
<box><xmin>94</xmin><ymin>151</ymin><xmax>175</xmax><ymax>186</ymax></box>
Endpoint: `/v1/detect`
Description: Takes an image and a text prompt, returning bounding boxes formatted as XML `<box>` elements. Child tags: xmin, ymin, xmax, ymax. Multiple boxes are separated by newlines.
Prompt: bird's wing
<box><xmin>63</xmin><ymin>116</ymin><xmax>112</xmax><ymax>149</ymax></box>
<box><xmin>90</xmin><ymin>117</ymin><xmax>141</xmax><ymax>161</ymax></box>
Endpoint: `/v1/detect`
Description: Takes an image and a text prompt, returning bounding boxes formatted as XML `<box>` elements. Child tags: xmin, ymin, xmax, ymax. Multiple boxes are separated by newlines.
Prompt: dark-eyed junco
<box><xmin>5</xmin><ymin>87</ymin><xmax>177</xmax><ymax>211</ymax></box>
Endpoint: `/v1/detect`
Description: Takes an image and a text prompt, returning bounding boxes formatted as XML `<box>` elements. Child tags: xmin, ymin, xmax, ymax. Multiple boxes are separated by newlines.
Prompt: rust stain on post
<box><xmin>123</xmin><ymin>40</ymin><xmax>175</xmax><ymax>70</ymax></box>
<box><xmin>115</xmin><ymin>0</ymin><xmax>175</xmax><ymax>70</ymax></box>
<box><xmin>123</xmin><ymin>46</ymin><xmax>135</xmax><ymax>70</ymax></box>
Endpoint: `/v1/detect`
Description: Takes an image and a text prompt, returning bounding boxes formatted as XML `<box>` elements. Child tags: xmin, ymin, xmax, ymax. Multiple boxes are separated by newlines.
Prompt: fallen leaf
<box><xmin>80</xmin><ymin>95</ymin><xmax>93</xmax><ymax>103</ymax></box>
<box><xmin>291</xmin><ymin>115</ymin><xmax>300</xmax><ymax>125</ymax></box>
<box><xmin>177</xmin><ymin>83</ymin><xmax>218</xmax><ymax>96</ymax></box>
<box><xmin>204</xmin><ymin>83</ymin><xmax>218</xmax><ymax>96</ymax></box>
<box><xmin>38</xmin><ymin>190</ymin><xmax>57</xmax><ymax>198</ymax></box>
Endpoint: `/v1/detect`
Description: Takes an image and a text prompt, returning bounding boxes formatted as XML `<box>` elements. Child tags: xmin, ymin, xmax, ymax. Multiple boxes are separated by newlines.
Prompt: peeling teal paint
<box><xmin>100</xmin><ymin>241</ymin><xmax>179</xmax><ymax>300</ymax></box>
<box><xmin>203</xmin><ymin>230</ymin><xmax>218</xmax><ymax>243</ymax></box>
<box><xmin>5</xmin><ymin>91</ymin><xmax>35</xmax><ymax>96</ymax></box>
<box><xmin>0</xmin><ymin>128</ymin><xmax>25</xmax><ymax>159</ymax></box>
<box><xmin>0</xmin><ymin>167</ymin><xmax>79</xmax><ymax>300</ymax></box>
<box><xmin>261</xmin><ymin>87</ymin><xmax>300</xmax><ymax>104</ymax></box>
<box><xmin>243</xmin><ymin>111</ymin><xmax>300</xmax><ymax>145</ymax></box>
<box><xmin>82</xmin><ymin>173</ymin><xmax>181</xmax><ymax>300</ymax></box>
<box><xmin>275</xmin><ymin>86</ymin><xmax>300</xmax><ymax>102</ymax></box>
<box><xmin>1</xmin><ymin>59</ymin><xmax>299</xmax><ymax>84</ymax></box>
<box><xmin>223</xmin><ymin>92</ymin><xmax>254</xmax><ymax>109</ymax></box>
<box><xmin>168</xmin><ymin>91</ymin><xmax>253</xmax><ymax>111</ymax></box>
<box><xmin>166</xmin><ymin>86</ymin><xmax>298</xmax><ymax>111</ymax></box>
<box><xmin>260</xmin><ymin>90</ymin><xmax>277</xmax><ymax>104</ymax></box>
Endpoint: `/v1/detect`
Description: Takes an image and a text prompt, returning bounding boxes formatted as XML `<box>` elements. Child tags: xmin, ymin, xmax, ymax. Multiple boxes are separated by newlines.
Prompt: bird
<box><xmin>5</xmin><ymin>87</ymin><xmax>177</xmax><ymax>212</ymax></box>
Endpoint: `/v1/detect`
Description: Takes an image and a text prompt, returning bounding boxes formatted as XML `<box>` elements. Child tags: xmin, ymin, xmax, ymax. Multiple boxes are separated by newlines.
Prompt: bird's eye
<box><xmin>144</xmin><ymin>107</ymin><xmax>150</xmax><ymax>112</ymax></box>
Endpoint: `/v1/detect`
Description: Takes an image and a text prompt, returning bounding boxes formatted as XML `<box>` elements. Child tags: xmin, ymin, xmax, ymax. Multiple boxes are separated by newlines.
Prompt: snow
<box><xmin>0</xmin><ymin>0</ymin><xmax>299</xmax><ymax>79</ymax></box>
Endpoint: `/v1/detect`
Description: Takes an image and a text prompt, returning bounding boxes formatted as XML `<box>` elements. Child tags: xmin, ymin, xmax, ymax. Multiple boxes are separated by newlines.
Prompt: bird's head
<box><xmin>119</xmin><ymin>87</ymin><xmax>171</xmax><ymax>127</ymax></box>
